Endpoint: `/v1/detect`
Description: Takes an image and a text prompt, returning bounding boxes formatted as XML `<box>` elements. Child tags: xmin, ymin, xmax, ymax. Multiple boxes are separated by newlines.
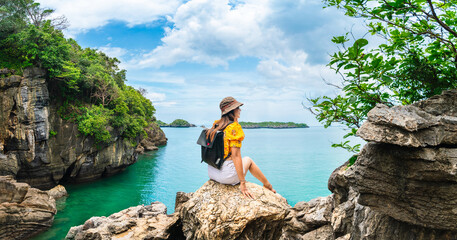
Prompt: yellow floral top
<box><xmin>214</xmin><ymin>121</ymin><xmax>245</xmax><ymax>159</ymax></box>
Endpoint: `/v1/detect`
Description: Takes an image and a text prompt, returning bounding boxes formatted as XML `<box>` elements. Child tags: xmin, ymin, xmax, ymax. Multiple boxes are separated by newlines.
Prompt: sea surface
<box><xmin>32</xmin><ymin>126</ymin><xmax>364</xmax><ymax>240</ymax></box>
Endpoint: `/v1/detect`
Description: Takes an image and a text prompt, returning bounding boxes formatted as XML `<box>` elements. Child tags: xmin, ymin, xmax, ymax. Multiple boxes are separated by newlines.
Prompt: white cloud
<box><xmin>39</xmin><ymin>0</ymin><xmax>365</xmax><ymax>126</ymax></box>
<box><xmin>97</xmin><ymin>46</ymin><xmax>127</xmax><ymax>59</ymax></box>
<box><xmin>125</xmin><ymin>0</ymin><xmax>355</xmax><ymax>98</ymax></box>
<box><xmin>39</xmin><ymin>0</ymin><xmax>183</xmax><ymax>34</ymax></box>
<box><xmin>130</xmin><ymin>0</ymin><xmax>289</xmax><ymax>68</ymax></box>
<box><xmin>145</xmin><ymin>92</ymin><xmax>166</xmax><ymax>102</ymax></box>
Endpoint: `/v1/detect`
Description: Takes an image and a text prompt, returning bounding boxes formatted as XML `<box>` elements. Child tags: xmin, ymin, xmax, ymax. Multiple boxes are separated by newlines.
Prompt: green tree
<box><xmin>0</xmin><ymin>0</ymin><xmax>67</xmax><ymax>40</ymax></box>
<box><xmin>0</xmin><ymin>0</ymin><xmax>28</xmax><ymax>40</ymax></box>
<box><xmin>0</xmin><ymin>0</ymin><xmax>158</xmax><ymax>144</ymax></box>
<box><xmin>170</xmin><ymin>119</ymin><xmax>191</xmax><ymax>126</ymax></box>
<box><xmin>77</xmin><ymin>105</ymin><xmax>113</xmax><ymax>143</ymax></box>
<box><xmin>309</xmin><ymin>0</ymin><xmax>457</xmax><ymax>153</ymax></box>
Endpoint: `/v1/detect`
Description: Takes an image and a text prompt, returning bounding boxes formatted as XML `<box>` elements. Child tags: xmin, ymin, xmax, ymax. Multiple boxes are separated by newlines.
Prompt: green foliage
<box><xmin>309</xmin><ymin>0</ymin><xmax>457</xmax><ymax>153</ymax></box>
<box><xmin>156</xmin><ymin>120</ymin><xmax>168</xmax><ymax>126</ymax></box>
<box><xmin>170</xmin><ymin>119</ymin><xmax>191</xmax><ymax>126</ymax></box>
<box><xmin>348</xmin><ymin>155</ymin><xmax>358</xmax><ymax>167</ymax></box>
<box><xmin>0</xmin><ymin>0</ymin><xmax>157</xmax><ymax>144</ymax></box>
<box><xmin>0</xmin><ymin>0</ymin><xmax>28</xmax><ymax>40</ymax></box>
<box><xmin>77</xmin><ymin>105</ymin><xmax>112</xmax><ymax>143</ymax></box>
<box><xmin>0</xmin><ymin>22</ymin><xmax>70</xmax><ymax>76</ymax></box>
<box><xmin>331</xmin><ymin>140</ymin><xmax>361</xmax><ymax>153</ymax></box>
<box><xmin>49</xmin><ymin>130</ymin><xmax>57</xmax><ymax>137</ymax></box>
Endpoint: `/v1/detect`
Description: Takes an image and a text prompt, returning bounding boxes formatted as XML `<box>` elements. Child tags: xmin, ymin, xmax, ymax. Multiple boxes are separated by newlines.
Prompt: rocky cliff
<box><xmin>65</xmin><ymin>202</ymin><xmax>183</xmax><ymax>240</ymax></box>
<box><xmin>0</xmin><ymin>175</ymin><xmax>57</xmax><ymax>240</ymax></box>
<box><xmin>281</xmin><ymin>90</ymin><xmax>457</xmax><ymax>239</ymax></box>
<box><xmin>0</xmin><ymin>68</ymin><xmax>167</xmax><ymax>189</ymax></box>
<box><xmin>65</xmin><ymin>180</ymin><xmax>289</xmax><ymax>240</ymax></box>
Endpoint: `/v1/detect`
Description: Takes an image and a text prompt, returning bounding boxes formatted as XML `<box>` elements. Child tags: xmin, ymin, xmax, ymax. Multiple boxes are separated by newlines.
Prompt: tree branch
<box><xmin>427</xmin><ymin>0</ymin><xmax>457</xmax><ymax>38</ymax></box>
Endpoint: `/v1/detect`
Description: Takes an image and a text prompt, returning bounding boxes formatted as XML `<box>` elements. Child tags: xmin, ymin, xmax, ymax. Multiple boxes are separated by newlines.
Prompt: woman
<box><xmin>207</xmin><ymin>96</ymin><xmax>276</xmax><ymax>199</ymax></box>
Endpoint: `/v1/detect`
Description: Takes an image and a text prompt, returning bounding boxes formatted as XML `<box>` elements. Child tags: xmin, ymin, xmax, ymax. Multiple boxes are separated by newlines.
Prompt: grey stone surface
<box><xmin>46</xmin><ymin>185</ymin><xmax>68</xmax><ymax>200</ymax></box>
<box><xmin>180</xmin><ymin>180</ymin><xmax>289</xmax><ymax>240</ymax></box>
<box><xmin>350</xmin><ymin>142</ymin><xmax>457</xmax><ymax>230</ymax></box>
<box><xmin>280</xmin><ymin>195</ymin><xmax>334</xmax><ymax>239</ymax></box>
<box><xmin>65</xmin><ymin>202</ymin><xmax>183</xmax><ymax>240</ymax></box>
<box><xmin>357</xmin><ymin>90</ymin><xmax>457</xmax><ymax>147</ymax></box>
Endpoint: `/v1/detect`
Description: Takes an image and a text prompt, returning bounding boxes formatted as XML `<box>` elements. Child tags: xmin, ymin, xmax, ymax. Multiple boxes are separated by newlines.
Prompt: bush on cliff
<box><xmin>0</xmin><ymin>0</ymin><xmax>156</xmax><ymax>144</ymax></box>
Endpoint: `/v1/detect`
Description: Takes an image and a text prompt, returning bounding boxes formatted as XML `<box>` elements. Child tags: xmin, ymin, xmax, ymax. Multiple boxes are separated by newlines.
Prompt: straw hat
<box><xmin>220</xmin><ymin>96</ymin><xmax>243</xmax><ymax>116</ymax></box>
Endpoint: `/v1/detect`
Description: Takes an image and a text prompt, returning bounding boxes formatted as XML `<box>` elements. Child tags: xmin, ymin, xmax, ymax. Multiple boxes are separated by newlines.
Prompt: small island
<box><xmin>239</xmin><ymin>121</ymin><xmax>309</xmax><ymax>129</ymax></box>
<box><xmin>157</xmin><ymin>119</ymin><xmax>196</xmax><ymax>128</ymax></box>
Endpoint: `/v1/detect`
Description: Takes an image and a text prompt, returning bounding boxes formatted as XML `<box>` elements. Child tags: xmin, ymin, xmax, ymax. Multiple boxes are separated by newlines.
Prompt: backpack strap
<box><xmin>222</xmin><ymin>121</ymin><xmax>234</xmax><ymax>160</ymax></box>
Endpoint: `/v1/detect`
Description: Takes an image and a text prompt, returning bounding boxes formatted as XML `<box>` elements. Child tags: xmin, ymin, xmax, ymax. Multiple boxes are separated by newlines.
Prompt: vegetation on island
<box><xmin>308</xmin><ymin>0</ymin><xmax>457</xmax><ymax>154</ymax></box>
<box><xmin>157</xmin><ymin>119</ymin><xmax>196</xmax><ymax>127</ymax></box>
<box><xmin>239</xmin><ymin>121</ymin><xmax>309</xmax><ymax>129</ymax></box>
<box><xmin>0</xmin><ymin>0</ymin><xmax>156</xmax><ymax>143</ymax></box>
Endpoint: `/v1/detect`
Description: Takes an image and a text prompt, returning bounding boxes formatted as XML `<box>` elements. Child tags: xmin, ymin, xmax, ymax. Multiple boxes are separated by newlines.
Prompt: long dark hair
<box><xmin>206</xmin><ymin>109</ymin><xmax>236</xmax><ymax>141</ymax></box>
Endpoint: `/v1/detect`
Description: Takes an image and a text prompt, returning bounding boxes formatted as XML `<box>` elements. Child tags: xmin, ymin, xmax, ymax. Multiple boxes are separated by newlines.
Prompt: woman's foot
<box><xmin>263</xmin><ymin>183</ymin><xmax>276</xmax><ymax>193</ymax></box>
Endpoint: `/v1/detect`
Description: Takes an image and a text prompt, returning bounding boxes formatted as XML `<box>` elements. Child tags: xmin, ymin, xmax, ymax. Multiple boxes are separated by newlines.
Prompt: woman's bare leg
<box><xmin>242</xmin><ymin>157</ymin><xmax>276</xmax><ymax>193</ymax></box>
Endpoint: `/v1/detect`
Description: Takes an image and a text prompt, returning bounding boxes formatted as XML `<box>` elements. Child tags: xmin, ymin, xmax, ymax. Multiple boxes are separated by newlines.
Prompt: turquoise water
<box><xmin>32</xmin><ymin>126</ymin><xmax>362</xmax><ymax>240</ymax></box>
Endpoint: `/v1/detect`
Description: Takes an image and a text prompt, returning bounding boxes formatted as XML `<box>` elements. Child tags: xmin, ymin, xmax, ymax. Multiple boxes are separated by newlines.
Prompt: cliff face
<box><xmin>284</xmin><ymin>90</ymin><xmax>457</xmax><ymax>239</ymax></box>
<box><xmin>0</xmin><ymin>68</ymin><xmax>166</xmax><ymax>189</ymax></box>
<box><xmin>296</xmin><ymin>89</ymin><xmax>457</xmax><ymax>239</ymax></box>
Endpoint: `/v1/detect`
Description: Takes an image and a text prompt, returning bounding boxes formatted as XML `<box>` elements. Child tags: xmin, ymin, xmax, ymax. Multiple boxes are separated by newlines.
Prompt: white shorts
<box><xmin>208</xmin><ymin>159</ymin><xmax>246</xmax><ymax>185</ymax></box>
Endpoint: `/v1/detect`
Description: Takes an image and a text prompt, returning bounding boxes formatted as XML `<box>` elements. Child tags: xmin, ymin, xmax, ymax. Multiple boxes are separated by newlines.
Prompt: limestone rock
<box><xmin>140</xmin><ymin>139</ymin><xmax>158</xmax><ymax>151</ymax></box>
<box><xmin>65</xmin><ymin>202</ymin><xmax>184</xmax><ymax>240</ymax></box>
<box><xmin>329</xmin><ymin>158</ymin><xmax>457</xmax><ymax>240</ymax></box>
<box><xmin>179</xmin><ymin>180</ymin><xmax>290</xmax><ymax>240</ymax></box>
<box><xmin>0</xmin><ymin>68</ymin><xmax>145</xmax><ymax>189</ymax></box>
<box><xmin>0</xmin><ymin>175</ymin><xmax>56</xmax><ymax>240</ymax></box>
<box><xmin>135</xmin><ymin>144</ymin><xmax>145</xmax><ymax>154</ymax></box>
<box><xmin>133</xmin><ymin>122</ymin><xmax>167</xmax><ymax>153</ymax></box>
<box><xmin>47</xmin><ymin>184</ymin><xmax>68</xmax><ymax>200</ymax></box>
<box><xmin>141</xmin><ymin>122</ymin><xmax>167</xmax><ymax>150</ymax></box>
<box><xmin>357</xmin><ymin>90</ymin><xmax>457</xmax><ymax>147</ymax></box>
<box><xmin>175</xmin><ymin>191</ymin><xmax>193</xmax><ymax>212</ymax></box>
<box><xmin>280</xmin><ymin>195</ymin><xmax>334</xmax><ymax>239</ymax></box>
<box><xmin>301</xmin><ymin>224</ymin><xmax>334</xmax><ymax>240</ymax></box>
<box><xmin>351</xmin><ymin>142</ymin><xmax>457</xmax><ymax>230</ymax></box>
<box><xmin>350</xmin><ymin>203</ymin><xmax>457</xmax><ymax>240</ymax></box>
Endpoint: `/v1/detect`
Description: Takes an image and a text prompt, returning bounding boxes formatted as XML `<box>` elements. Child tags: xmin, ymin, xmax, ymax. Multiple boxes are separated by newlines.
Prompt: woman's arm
<box><xmin>231</xmin><ymin>147</ymin><xmax>254</xmax><ymax>199</ymax></box>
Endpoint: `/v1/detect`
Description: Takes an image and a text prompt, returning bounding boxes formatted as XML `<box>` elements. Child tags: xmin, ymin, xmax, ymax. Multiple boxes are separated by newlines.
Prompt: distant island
<box><xmin>157</xmin><ymin>119</ymin><xmax>196</xmax><ymax>127</ymax></box>
<box><xmin>239</xmin><ymin>121</ymin><xmax>309</xmax><ymax>129</ymax></box>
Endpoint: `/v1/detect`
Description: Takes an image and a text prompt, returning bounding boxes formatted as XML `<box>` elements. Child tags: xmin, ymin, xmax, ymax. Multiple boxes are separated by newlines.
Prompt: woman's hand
<box><xmin>240</xmin><ymin>182</ymin><xmax>254</xmax><ymax>199</ymax></box>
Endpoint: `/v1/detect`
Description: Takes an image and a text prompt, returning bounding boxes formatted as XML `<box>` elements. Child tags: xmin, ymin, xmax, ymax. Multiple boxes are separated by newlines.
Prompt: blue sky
<box><xmin>40</xmin><ymin>0</ymin><xmax>363</xmax><ymax>126</ymax></box>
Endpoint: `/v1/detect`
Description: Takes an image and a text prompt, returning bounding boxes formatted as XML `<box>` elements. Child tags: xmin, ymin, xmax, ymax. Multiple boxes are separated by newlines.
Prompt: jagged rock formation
<box><xmin>65</xmin><ymin>181</ymin><xmax>290</xmax><ymax>240</ymax></box>
<box><xmin>179</xmin><ymin>180</ymin><xmax>290</xmax><ymax>240</ymax></box>
<box><xmin>136</xmin><ymin>122</ymin><xmax>167</xmax><ymax>153</ymax></box>
<box><xmin>65</xmin><ymin>202</ymin><xmax>183</xmax><ymax>240</ymax></box>
<box><xmin>279</xmin><ymin>90</ymin><xmax>457</xmax><ymax>239</ymax></box>
<box><xmin>46</xmin><ymin>184</ymin><xmax>68</xmax><ymax>200</ymax></box>
<box><xmin>357</xmin><ymin>90</ymin><xmax>457</xmax><ymax>147</ymax></box>
<box><xmin>0</xmin><ymin>68</ymin><xmax>167</xmax><ymax>189</ymax></box>
<box><xmin>280</xmin><ymin>195</ymin><xmax>334</xmax><ymax>240</ymax></box>
<box><xmin>0</xmin><ymin>175</ymin><xmax>57</xmax><ymax>240</ymax></box>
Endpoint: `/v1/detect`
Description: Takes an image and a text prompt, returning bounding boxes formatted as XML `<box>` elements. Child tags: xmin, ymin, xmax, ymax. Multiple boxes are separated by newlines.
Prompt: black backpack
<box><xmin>196</xmin><ymin>122</ymin><xmax>232</xmax><ymax>169</ymax></box>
